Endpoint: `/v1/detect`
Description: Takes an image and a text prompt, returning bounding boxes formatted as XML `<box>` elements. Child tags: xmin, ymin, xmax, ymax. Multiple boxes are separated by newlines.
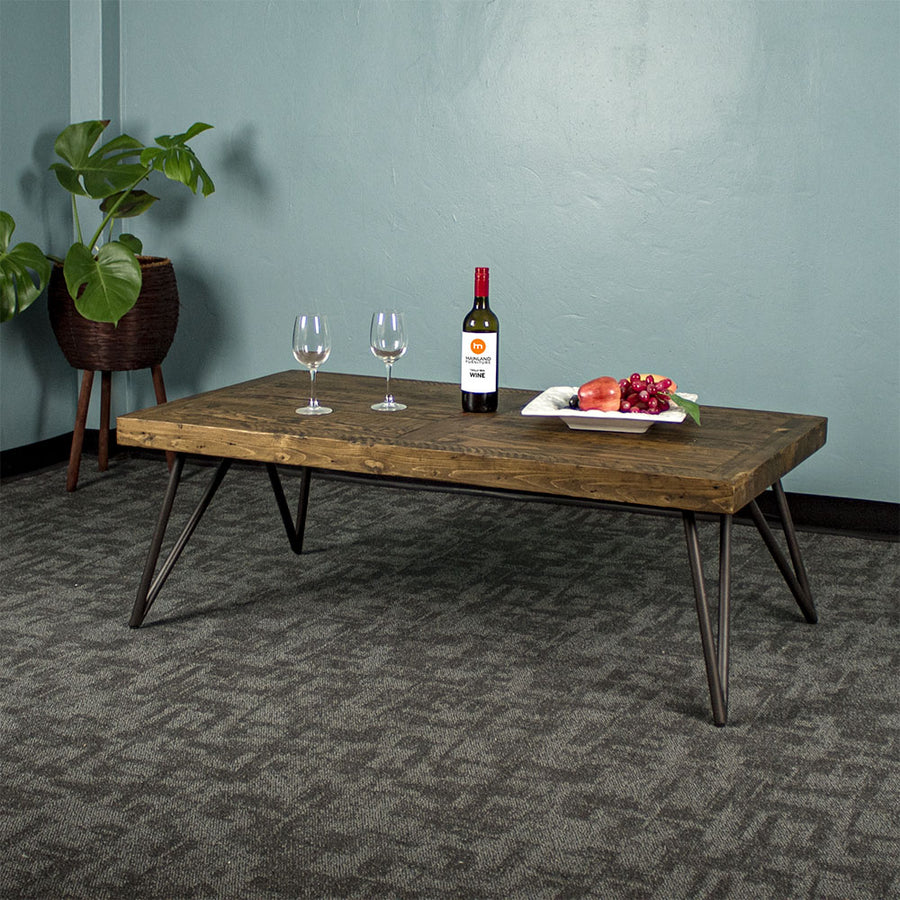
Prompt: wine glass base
<box><xmin>296</xmin><ymin>405</ymin><xmax>333</xmax><ymax>415</ymax></box>
<box><xmin>371</xmin><ymin>401</ymin><xmax>406</xmax><ymax>412</ymax></box>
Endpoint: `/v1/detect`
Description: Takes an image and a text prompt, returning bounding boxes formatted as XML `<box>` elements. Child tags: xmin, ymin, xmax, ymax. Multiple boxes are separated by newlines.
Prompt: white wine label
<box><xmin>461</xmin><ymin>332</ymin><xmax>498</xmax><ymax>392</ymax></box>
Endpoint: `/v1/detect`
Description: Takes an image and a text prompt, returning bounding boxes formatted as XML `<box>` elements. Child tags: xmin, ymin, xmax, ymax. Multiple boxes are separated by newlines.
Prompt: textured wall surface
<box><xmin>0</xmin><ymin>0</ymin><xmax>75</xmax><ymax>449</ymax></box>
<box><xmin>2</xmin><ymin>2</ymin><xmax>898</xmax><ymax>502</ymax></box>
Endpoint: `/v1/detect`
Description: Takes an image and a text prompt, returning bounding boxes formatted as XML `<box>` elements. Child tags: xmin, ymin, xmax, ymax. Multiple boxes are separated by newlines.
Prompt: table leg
<box><xmin>747</xmin><ymin>479</ymin><xmax>817</xmax><ymax>623</ymax></box>
<box><xmin>717</xmin><ymin>514</ymin><xmax>732</xmax><ymax>711</ymax></box>
<box><xmin>130</xmin><ymin>456</ymin><xmax>232</xmax><ymax>627</ymax></box>
<box><xmin>682</xmin><ymin>511</ymin><xmax>731</xmax><ymax>726</ymax></box>
<box><xmin>266</xmin><ymin>464</ymin><xmax>311</xmax><ymax>554</ymax></box>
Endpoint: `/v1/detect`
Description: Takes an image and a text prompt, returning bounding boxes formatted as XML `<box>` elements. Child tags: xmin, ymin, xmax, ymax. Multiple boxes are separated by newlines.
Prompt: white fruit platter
<box><xmin>521</xmin><ymin>386</ymin><xmax>699</xmax><ymax>433</ymax></box>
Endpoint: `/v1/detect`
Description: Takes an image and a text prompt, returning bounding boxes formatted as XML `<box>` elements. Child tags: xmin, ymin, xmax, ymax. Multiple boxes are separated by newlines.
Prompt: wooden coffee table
<box><xmin>117</xmin><ymin>371</ymin><xmax>827</xmax><ymax>725</ymax></box>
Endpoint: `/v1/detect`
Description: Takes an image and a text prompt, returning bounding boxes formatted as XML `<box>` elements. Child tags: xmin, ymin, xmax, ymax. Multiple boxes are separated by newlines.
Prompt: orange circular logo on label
<box><xmin>469</xmin><ymin>338</ymin><xmax>486</xmax><ymax>354</ymax></box>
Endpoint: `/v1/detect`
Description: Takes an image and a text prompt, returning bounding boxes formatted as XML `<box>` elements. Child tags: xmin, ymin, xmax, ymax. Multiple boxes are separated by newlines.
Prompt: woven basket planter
<box><xmin>48</xmin><ymin>256</ymin><xmax>179</xmax><ymax>371</ymax></box>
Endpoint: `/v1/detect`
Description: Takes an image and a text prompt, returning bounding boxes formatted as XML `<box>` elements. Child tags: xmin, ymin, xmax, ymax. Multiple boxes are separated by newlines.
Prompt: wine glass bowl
<box><xmin>370</xmin><ymin>310</ymin><xmax>408</xmax><ymax>411</ymax></box>
<box><xmin>292</xmin><ymin>314</ymin><xmax>332</xmax><ymax>415</ymax></box>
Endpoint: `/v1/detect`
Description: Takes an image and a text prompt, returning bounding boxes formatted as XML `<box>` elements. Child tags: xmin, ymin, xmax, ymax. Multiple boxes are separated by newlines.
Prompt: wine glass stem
<box><xmin>384</xmin><ymin>363</ymin><xmax>393</xmax><ymax>404</ymax></box>
<box><xmin>309</xmin><ymin>368</ymin><xmax>319</xmax><ymax>409</ymax></box>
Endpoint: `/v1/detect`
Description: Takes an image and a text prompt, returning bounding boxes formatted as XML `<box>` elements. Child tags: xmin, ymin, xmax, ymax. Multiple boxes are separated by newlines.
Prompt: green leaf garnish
<box><xmin>667</xmin><ymin>392</ymin><xmax>701</xmax><ymax>426</ymax></box>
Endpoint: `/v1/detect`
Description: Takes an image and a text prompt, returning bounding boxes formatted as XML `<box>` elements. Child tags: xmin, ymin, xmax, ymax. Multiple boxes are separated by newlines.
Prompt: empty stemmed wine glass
<box><xmin>292</xmin><ymin>314</ymin><xmax>332</xmax><ymax>415</ymax></box>
<box><xmin>369</xmin><ymin>310</ymin><xmax>408</xmax><ymax>411</ymax></box>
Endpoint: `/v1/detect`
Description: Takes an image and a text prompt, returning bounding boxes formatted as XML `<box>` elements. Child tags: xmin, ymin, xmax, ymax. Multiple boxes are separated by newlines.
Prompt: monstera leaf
<box><xmin>100</xmin><ymin>189</ymin><xmax>158</xmax><ymax>219</ymax></box>
<box><xmin>0</xmin><ymin>212</ymin><xmax>51</xmax><ymax>323</ymax></box>
<box><xmin>63</xmin><ymin>241</ymin><xmax>142</xmax><ymax>324</ymax></box>
<box><xmin>140</xmin><ymin>123</ymin><xmax>216</xmax><ymax>197</ymax></box>
<box><xmin>50</xmin><ymin>121</ymin><xmax>147</xmax><ymax>199</ymax></box>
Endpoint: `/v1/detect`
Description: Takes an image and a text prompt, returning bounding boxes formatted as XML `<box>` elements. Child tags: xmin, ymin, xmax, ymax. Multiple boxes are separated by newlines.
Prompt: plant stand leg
<box><xmin>151</xmin><ymin>364</ymin><xmax>175</xmax><ymax>471</ymax></box>
<box><xmin>66</xmin><ymin>370</ymin><xmax>95</xmax><ymax>492</ymax></box>
<box><xmin>99</xmin><ymin>370</ymin><xmax>112</xmax><ymax>472</ymax></box>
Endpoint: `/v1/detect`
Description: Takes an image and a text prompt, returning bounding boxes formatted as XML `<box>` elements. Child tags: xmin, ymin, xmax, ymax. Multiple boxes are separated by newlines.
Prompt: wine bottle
<box><xmin>461</xmin><ymin>266</ymin><xmax>499</xmax><ymax>412</ymax></box>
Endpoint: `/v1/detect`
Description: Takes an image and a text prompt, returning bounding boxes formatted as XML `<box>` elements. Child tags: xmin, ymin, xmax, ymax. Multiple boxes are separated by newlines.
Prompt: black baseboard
<box><xmin>1</xmin><ymin>433</ymin><xmax>75</xmax><ymax>479</ymax></box>
<box><xmin>745</xmin><ymin>489</ymin><xmax>898</xmax><ymax>541</ymax></box>
<box><xmin>2</xmin><ymin>431</ymin><xmax>897</xmax><ymax>541</ymax></box>
<box><xmin>0</xmin><ymin>429</ymin><xmax>124</xmax><ymax>480</ymax></box>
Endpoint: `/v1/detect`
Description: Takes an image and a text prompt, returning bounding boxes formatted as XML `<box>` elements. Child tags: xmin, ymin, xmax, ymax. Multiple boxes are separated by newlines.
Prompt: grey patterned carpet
<box><xmin>1</xmin><ymin>455</ymin><xmax>898</xmax><ymax>899</ymax></box>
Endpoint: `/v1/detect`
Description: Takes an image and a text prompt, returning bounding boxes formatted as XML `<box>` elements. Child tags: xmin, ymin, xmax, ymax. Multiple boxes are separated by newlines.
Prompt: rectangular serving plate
<box><xmin>521</xmin><ymin>386</ymin><xmax>698</xmax><ymax>433</ymax></box>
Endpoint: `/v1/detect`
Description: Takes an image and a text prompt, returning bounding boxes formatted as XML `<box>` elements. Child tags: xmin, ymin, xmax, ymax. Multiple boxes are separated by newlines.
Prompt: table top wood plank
<box><xmin>117</xmin><ymin>371</ymin><xmax>827</xmax><ymax>514</ymax></box>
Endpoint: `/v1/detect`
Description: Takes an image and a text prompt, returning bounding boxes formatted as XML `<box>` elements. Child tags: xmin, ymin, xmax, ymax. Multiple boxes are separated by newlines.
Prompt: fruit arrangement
<box><xmin>570</xmin><ymin>373</ymin><xmax>701</xmax><ymax>425</ymax></box>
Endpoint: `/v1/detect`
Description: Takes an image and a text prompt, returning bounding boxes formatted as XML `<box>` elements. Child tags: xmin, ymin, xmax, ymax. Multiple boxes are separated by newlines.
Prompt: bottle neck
<box><xmin>473</xmin><ymin>296</ymin><xmax>489</xmax><ymax>309</ymax></box>
<box><xmin>474</xmin><ymin>267</ymin><xmax>489</xmax><ymax>302</ymax></box>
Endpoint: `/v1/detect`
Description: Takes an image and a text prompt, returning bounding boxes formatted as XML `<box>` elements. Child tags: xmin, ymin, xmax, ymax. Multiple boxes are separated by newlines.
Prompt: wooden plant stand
<box><xmin>66</xmin><ymin>364</ymin><xmax>175</xmax><ymax>492</ymax></box>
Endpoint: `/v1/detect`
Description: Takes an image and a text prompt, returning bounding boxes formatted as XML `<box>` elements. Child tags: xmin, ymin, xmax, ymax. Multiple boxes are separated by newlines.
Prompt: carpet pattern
<box><xmin>1</xmin><ymin>456</ymin><xmax>898</xmax><ymax>898</ymax></box>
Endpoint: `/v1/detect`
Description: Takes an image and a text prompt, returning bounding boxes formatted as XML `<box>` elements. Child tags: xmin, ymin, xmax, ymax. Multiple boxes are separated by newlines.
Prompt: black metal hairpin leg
<box><xmin>682</xmin><ymin>481</ymin><xmax>817</xmax><ymax>724</ymax></box>
<box><xmin>747</xmin><ymin>479</ymin><xmax>817</xmax><ymax>623</ymax></box>
<box><xmin>130</xmin><ymin>459</ymin><xmax>313</xmax><ymax>627</ymax></box>
<box><xmin>683</xmin><ymin>511</ymin><xmax>732</xmax><ymax>726</ymax></box>
<box><xmin>129</xmin><ymin>455</ymin><xmax>232</xmax><ymax>627</ymax></box>
<box><xmin>266</xmin><ymin>464</ymin><xmax>312</xmax><ymax>554</ymax></box>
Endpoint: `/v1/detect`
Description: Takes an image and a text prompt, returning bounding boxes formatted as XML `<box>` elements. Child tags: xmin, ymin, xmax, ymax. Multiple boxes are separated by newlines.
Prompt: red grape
<box><xmin>615</xmin><ymin>372</ymin><xmax>680</xmax><ymax>414</ymax></box>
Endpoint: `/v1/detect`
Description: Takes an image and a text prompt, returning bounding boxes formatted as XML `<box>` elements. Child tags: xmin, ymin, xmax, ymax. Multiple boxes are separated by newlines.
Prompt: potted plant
<box><xmin>1</xmin><ymin>118</ymin><xmax>213</xmax><ymax>322</ymax></box>
<box><xmin>0</xmin><ymin>119</ymin><xmax>214</xmax><ymax>489</ymax></box>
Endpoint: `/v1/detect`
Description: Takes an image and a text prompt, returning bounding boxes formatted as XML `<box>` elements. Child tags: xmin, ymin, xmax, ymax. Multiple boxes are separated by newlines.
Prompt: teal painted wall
<box><xmin>0</xmin><ymin>0</ymin><xmax>75</xmax><ymax>449</ymax></box>
<box><xmin>2</xmin><ymin>1</ymin><xmax>898</xmax><ymax>504</ymax></box>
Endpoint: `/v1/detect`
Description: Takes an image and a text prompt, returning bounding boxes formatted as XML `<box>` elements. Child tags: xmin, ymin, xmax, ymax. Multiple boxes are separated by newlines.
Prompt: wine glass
<box><xmin>369</xmin><ymin>310</ymin><xmax>408</xmax><ymax>411</ymax></box>
<box><xmin>292</xmin><ymin>314</ymin><xmax>332</xmax><ymax>415</ymax></box>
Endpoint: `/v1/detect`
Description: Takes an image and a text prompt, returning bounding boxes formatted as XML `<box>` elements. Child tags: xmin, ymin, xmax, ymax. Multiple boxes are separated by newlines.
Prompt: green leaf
<box><xmin>0</xmin><ymin>210</ymin><xmax>13</xmax><ymax>251</ymax></box>
<box><xmin>165</xmin><ymin>148</ymin><xmax>192</xmax><ymax>184</ymax></box>
<box><xmin>140</xmin><ymin>123</ymin><xmax>216</xmax><ymax>196</ymax></box>
<box><xmin>52</xmin><ymin>121</ymin><xmax>109</xmax><ymax>180</ymax></box>
<box><xmin>668</xmin><ymin>392</ymin><xmax>702</xmax><ymax>426</ymax></box>
<box><xmin>117</xmin><ymin>233</ymin><xmax>143</xmax><ymax>255</ymax></box>
<box><xmin>48</xmin><ymin>162</ymin><xmax>88</xmax><ymax>197</ymax></box>
<box><xmin>100</xmin><ymin>189</ymin><xmax>158</xmax><ymax>219</ymax></box>
<box><xmin>63</xmin><ymin>241</ymin><xmax>142</xmax><ymax>324</ymax></box>
<box><xmin>51</xmin><ymin>120</ymin><xmax>147</xmax><ymax>201</ymax></box>
<box><xmin>163</xmin><ymin>122</ymin><xmax>214</xmax><ymax>145</ymax></box>
<box><xmin>0</xmin><ymin>212</ymin><xmax>51</xmax><ymax>321</ymax></box>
